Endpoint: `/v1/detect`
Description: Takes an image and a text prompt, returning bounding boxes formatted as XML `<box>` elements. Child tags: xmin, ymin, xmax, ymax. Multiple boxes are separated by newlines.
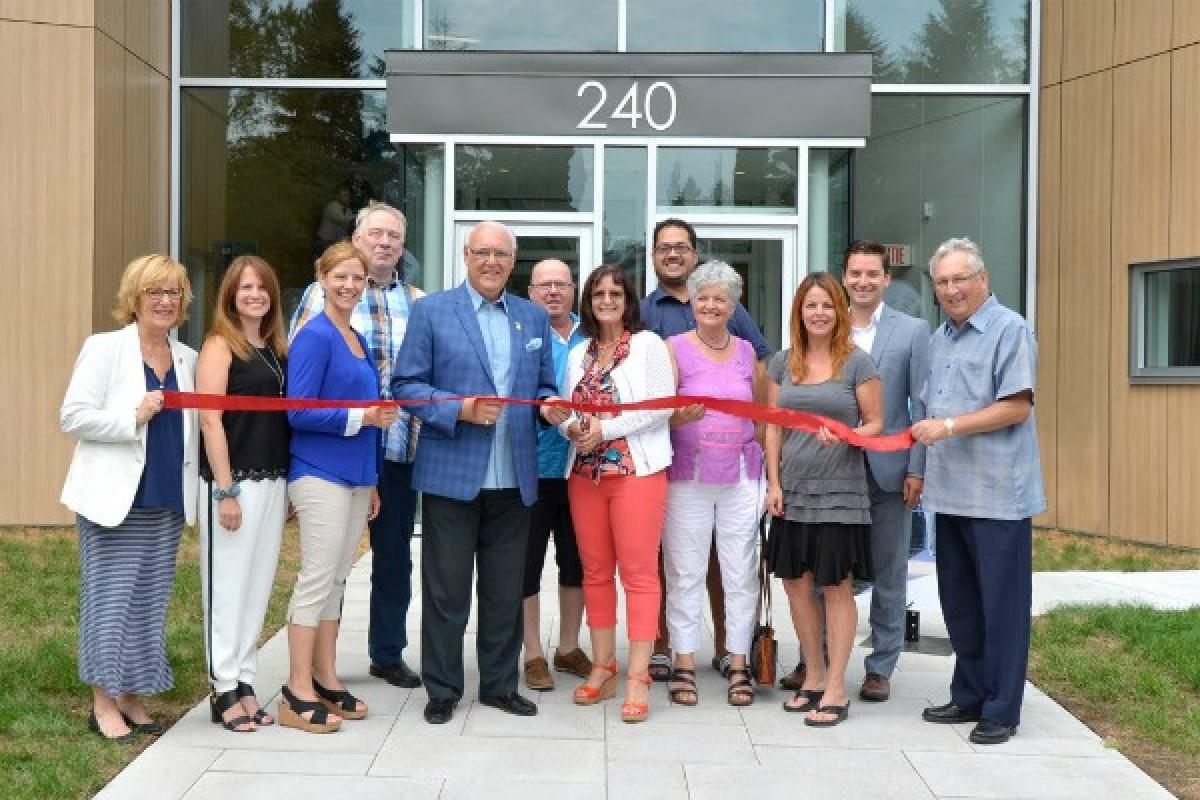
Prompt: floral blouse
<box><xmin>571</xmin><ymin>331</ymin><xmax>637</xmax><ymax>481</ymax></box>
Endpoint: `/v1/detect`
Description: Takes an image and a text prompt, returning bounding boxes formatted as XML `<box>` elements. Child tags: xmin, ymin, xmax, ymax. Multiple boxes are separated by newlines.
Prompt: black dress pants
<box><xmin>421</xmin><ymin>489</ymin><xmax>530</xmax><ymax>701</ymax></box>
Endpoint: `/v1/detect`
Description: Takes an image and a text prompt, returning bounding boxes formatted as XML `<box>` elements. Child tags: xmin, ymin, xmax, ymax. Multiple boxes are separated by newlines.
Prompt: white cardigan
<box><xmin>60</xmin><ymin>324</ymin><xmax>199</xmax><ymax>527</ymax></box>
<box><xmin>559</xmin><ymin>329</ymin><xmax>675</xmax><ymax>477</ymax></box>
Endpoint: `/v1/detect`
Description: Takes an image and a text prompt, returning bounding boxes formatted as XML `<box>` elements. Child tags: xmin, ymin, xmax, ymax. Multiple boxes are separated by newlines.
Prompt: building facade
<box><xmin>2</xmin><ymin>0</ymin><xmax>1197</xmax><ymax>550</ymax></box>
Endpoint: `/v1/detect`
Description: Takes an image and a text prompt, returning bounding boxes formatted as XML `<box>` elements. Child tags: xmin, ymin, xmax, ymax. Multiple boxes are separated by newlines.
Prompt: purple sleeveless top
<box><xmin>667</xmin><ymin>334</ymin><xmax>763</xmax><ymax>484</ymax></box>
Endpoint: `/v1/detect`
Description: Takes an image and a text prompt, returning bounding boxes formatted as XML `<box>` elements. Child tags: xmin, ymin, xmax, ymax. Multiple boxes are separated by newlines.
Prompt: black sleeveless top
<box><xmin>199</xmin><ymin>346</ymin><xmax>291</xmax><ymax>482</ymax></box>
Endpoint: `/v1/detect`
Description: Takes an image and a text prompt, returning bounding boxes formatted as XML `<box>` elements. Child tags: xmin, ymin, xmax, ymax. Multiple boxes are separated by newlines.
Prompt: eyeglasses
<box><xmin>932</xmin><ymin>271</ymin><xmax>982</xmax><ymax>291</ymax></box>
<box><xmin>143</xmin><ymin>288</ymin><xmax>183</xmax><ymax>301</ymax></box>
<box><xmin>468</xmin><ymin>247</ymin><xmax>515</xmax><ymax>261</ymax></box>
<box><xmin>653</xmin><ymin>243</ymin><xmax>695</xmax><ymax>255</ymax></box>
<box><xmin>531</xmin><ymin>280</ymin><xmax>573</xmax><ymax>292</ymax></box>
<box><xmin>364</xmin><ymin>227</ymin><xmax>403</xmax><ymax>242</ymax></box>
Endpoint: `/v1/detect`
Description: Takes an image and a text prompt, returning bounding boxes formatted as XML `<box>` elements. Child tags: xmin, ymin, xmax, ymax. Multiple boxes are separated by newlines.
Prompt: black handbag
<box><xmin>749</xmin><ymin>513</ymin><xmax>777</xmax><ymax>686</ymax></box>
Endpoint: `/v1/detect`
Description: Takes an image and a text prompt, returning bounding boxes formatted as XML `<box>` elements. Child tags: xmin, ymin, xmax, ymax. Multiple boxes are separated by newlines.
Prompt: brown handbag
<box><xmin>749</xmin><ymin>513</ymin><xmax>777</xmax><ymax>686</ymax></box>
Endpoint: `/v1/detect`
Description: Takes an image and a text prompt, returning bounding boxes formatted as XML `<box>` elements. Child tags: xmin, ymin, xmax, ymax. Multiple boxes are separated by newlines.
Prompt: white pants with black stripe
<box><xmin>199</xmin><ymin>477</ymin><xmax>288</xmax><ymax>694</ymax></box>
<box><xmin>662</xmin><ymin>467</ymin><xmax>762</xmax><ymax>657</ymax></box>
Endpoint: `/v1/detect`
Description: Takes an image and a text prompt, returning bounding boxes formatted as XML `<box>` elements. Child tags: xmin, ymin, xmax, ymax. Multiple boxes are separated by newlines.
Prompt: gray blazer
<box><xmin>864</xmin><ymin>304</ymin><xmax>930</xmax><ymax>492</ymax></box>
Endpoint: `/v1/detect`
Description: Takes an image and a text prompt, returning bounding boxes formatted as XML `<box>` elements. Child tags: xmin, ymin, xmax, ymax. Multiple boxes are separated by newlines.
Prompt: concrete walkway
<box><xmin>96</xmin><ymin>538</ymin><xmax>1196</xmax><ymax>800</ymax></box>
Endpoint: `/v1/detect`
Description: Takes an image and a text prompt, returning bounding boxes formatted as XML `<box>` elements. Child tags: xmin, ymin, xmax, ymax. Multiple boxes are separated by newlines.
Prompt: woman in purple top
<box><xmin>662</xmin><ymin>261</ymin><xmax>767</xmax><ymax>707</ymax></box>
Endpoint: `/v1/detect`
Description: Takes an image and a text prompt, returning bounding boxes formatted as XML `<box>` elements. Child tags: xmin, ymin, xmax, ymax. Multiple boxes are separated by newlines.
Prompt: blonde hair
<box><xmin>787</xmin><ymin>272</ymin><xmax>854</xmax><ymax>383</ymax></box>
<box><xmin>314</xmin><ymin>240</ymin><xmax>369</xmax><ymax>281</ymax></box>
<box><xmin>206</xmin><ymin>256</ymin><xmax>287</xmax><ymax>360</ymax></box>
<box><xmin>112</xmin><ymin>254</ymin><xmax>192</xmax><ymax>326</ymax></box>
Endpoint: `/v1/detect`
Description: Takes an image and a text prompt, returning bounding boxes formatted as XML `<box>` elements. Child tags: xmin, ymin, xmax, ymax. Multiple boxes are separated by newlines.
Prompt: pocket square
<box><xmin>525</xmin><ymin>338</ymin><xmax>543</xmax><ymax>351</ymax></box>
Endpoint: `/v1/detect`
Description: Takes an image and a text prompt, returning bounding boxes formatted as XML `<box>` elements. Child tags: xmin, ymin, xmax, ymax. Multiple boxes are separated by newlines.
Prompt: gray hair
<box><xmin>468</xmin><ymin>220</ymin><xmax>517</xmax><ymax>251</ymax></box>
<box><xmin>687</xmin><ymin>260</ymin><xmax>743</xmax><ymax>303</ymax></box>
<box><xmin>355</xmin><ymin>201</ymin><xmax>407</xmax><ymax>237</ymax></box>
<box><xmin>929</xmin><ymin>237</ymin><xmax>985</xmax><ymax>274</ymax></box>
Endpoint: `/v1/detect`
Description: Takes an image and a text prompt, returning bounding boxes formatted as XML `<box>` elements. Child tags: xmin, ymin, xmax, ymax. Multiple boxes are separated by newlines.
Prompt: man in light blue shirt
<box><xmin>519</xmin><ymin>259</ymin><xmax>593</xmax><ymax>692</ymax></box>
<box><xmin>912</xmin><ymin>237</ymin><xmax>1045</xmax><ymax>746</ymax></box>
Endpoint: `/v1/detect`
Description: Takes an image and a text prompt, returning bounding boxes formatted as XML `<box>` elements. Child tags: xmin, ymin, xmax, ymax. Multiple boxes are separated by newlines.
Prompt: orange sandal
<box><xmin>573</xmin><ymin>661</ymin><xmax>619</xmax><ymax>705</ymax></box>
<box><xmin>621</xmin><ymin>672</ymin><xmax>652</xmax><ymax>723</ymax></box>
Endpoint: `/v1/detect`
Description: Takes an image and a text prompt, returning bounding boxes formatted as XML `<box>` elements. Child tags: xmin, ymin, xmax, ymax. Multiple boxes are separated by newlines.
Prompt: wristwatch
<box><xmin>943</xmin><ymin>417</ymin><xmax>956</xmax><ymax>437</ymax></box>
<box><xmin>213</xmin><ymin>482</ymin><xmax>242</xmax><ymax>501</ymax></box>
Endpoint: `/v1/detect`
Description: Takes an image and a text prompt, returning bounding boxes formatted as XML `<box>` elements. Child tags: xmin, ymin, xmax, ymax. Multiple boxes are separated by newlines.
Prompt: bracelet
<box><xmin>943</xmin><ymin>417</ymin><xmax>956</xmax><ymax>437</ymax></box>
<box><xmin>213</xmin><ymin>482</ymin><xmax>242</xmax><ymax>501</ymax></box>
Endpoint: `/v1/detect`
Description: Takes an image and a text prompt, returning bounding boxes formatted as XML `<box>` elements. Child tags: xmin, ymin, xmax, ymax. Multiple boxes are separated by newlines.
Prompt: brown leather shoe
<box><xmin>859</xmin><ymin>672</ymin><xmax>891</xmax><ymax>702</ymax></box>
<box><xmin>524</xmin><ymin>657</ymin><xmax>554</xmax><ymax>691</ymax></box>
<box><xmin>552</xmin><ymin>647</ymin><xmax>592</xmax><ymax>679</ymax></box>
<box><xmin>779</xmin><ymin>662</ymin><xmax>806</xmax><ymax>691</ymax></box>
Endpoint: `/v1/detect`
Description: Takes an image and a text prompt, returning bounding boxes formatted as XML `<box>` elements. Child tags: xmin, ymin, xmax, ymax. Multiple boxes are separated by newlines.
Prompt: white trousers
<box><xmin>662</xmin><ymin>470</ymin><xmax>761</xmax><ymax>656</ymax></box>
<box><xmin>199</xmin><ymin>477</ymin><xmax>287</xmax><ymax>693</ymax></box>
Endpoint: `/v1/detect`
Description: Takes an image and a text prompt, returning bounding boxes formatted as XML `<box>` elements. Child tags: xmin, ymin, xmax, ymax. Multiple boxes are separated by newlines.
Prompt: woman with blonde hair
<box><xmin>60</xmin><ymin>254</ymin><xmax>198</xmax><ymax>741</ymax></box>
<box><xmin>196</xmin><ymin>255</ymin><xmax>291</xmax><ymax>732</ymax></box>
<box><xmin>764</xmin><ymin>272</ymin><xmax>882</xmax><ymax>727</ymax></box>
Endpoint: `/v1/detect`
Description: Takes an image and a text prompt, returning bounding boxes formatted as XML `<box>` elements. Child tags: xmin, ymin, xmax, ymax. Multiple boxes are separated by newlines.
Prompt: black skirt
<box><xmin>766</xmin><ymin>517</ymin><xmax>872</xmax><ymax>586</ymax></box>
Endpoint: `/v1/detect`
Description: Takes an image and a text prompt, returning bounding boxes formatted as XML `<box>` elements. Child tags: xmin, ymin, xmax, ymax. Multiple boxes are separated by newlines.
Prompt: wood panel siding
<box><xmin>1062</xmin><ymin>0</ymin><xmax>1115</xmax><ymax>79</ymax></box>
<box><xmin>1035</xmin><ymin>85</ymin><xmax>1061</xmax><ymax>529</ymax></box>
<box><xmin>1042</xmin><ymin>0</ymin><xmax>1063</xmax><ymax>86</ymax></box>
<box><xmin>0</xmin><ymin>0</ymin><xmax>92</xmax><ymax>26</ymax></box>
<box><xmin>1114</xmin><ymin>0</ymin><xmax>1173</xmax><ymax>65</ymax></box>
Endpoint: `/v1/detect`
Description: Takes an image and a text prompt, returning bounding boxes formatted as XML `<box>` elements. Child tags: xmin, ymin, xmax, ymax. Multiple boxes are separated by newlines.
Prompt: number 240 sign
<box><xmin>576</xmin><ymin>81</ymin><xmax>678</xmax><ymax>132</ymax></box>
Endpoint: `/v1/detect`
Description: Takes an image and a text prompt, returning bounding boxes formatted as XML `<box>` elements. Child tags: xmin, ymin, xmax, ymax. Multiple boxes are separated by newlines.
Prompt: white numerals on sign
<box><xmin>576</xmin><ymin>80</ymin><xmax>678</xmax><ymax>131</ymax></box>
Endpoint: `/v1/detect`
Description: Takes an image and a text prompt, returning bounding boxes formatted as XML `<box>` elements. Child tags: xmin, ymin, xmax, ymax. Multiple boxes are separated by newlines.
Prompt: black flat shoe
<box><xmin>782</xmin><ymin>688</ymin><xmax>824</xmax><ymax>713</ymax></box>
<box><xmin>235</xmin><ymin>682</ymin><xmax>273</xmax><ymax>726</ymax></box>
<box><xmin>424</xmin><ymin>698</ymin><xmax>458</xmax><ymax>724</ymax></box>
<box><xmin>120</xmin><ymin>712</ymin><xmax>164</xmax><ymax>735</ymax></box>
<box><xmin>478</xmin><ymin>692</ymin><xmax>537</xmax><ymax>716</ymax></box>
<box><xmin>370</xmin><ymin>660</ymin><xmax>422</xmax><ymax>688</ymax></box>
<box><xmin>210</xmin><ymin>689</ymin><xmax>256</xmax><ymax>733</ymax></box>
<box><xmin>969</xmin><ymin>719</ymin><xmax>1017</xmax><ymax>744</ymax></box>
<box><xmin>804</xmin><ymin>703</ymin><xmax>849</xmax><ymax>727</ymax></box>
<box><xmin>88</xmin><ymin>711</ymin><xmax>137</xmax><ymax>743</ymax></box>
<box><xmin>922</xmin><ymin>701</ymin><xmax>981</xmax><ymax>725</ymax></box>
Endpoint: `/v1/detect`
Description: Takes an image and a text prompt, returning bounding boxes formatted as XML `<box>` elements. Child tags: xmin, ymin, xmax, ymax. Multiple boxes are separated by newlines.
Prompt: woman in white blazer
<box><xmin>559</xmin><ymin>264</ymin><xmax>675</xmax><ymax>724</ymax></box>
<box><xmin>60</xmin><ymin>254</ymin><xmax>199</xmax><ymax>742</ymax></box>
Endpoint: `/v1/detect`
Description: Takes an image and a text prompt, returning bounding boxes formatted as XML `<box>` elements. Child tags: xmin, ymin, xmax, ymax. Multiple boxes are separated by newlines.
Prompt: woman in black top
<box><xmin>196</xmin><ymin>255</ymin><xmax>291</xmax><ymax>732</ymax></box>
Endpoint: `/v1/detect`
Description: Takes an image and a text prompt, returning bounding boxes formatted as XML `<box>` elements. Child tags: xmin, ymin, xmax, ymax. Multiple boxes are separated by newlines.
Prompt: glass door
<box><xmin>452</xmin><ymin>221</ymin><xmax>595</xmax><ymax>303</ymax></box>
<box><xmin>692</xmin><ymin>224</ymin><xmax>798</xmax><ymax>351</ymax></box>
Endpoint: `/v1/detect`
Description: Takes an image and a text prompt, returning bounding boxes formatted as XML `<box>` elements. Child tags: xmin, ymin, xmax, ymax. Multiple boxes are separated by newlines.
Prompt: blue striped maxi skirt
<box><xmin>77</xmin><ymin>508</ymin><xmax>184</xmax><ymax>696</ymax></box>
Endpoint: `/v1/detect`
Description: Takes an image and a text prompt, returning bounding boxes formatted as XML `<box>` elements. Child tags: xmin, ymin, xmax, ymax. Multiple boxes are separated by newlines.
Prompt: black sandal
<box><xmin>313</xmin><ymin>678</ymin><xmax>367</xmax><ymax>720</ymax></box>
<box><xmin>279</xmin><ymin>684</ymin><xmax>341</xmax><ymax>734</ymax></box>
<box><xmin>727</xmin><ymin>667</ymin><xmax>755</xmax><ymax>707</ymax></box>
<box><xmin>804</xmin><ymin>703</ymin><xmax>850</xmax><ymax>727</ymax></box>
<box><xmin>648</xmin><ymin>652</ymin><xmax>672</xmax><ymax>682</ymax></box>
<box><xmin>235</xmin><ymin>682</ymin><xmax>274</xmax><ymax>726</ymax></box>
<box><xmin>210</xmin><ymin>689</ymin><xmax>256</xmax><ymax>732</ymax></box>
<box><xmin>667</xmin><ymin>667</ymin><xmax>698</xmax><ymax>706</ymax></box>
<box><xmin>782</xmin><ymin>688</ymin><xmax>824</xmax><ymax>713</ymax></box>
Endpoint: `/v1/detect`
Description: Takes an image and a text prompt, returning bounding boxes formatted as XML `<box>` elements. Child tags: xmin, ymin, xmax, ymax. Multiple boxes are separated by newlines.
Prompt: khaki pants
<box><xmin>287</xmin><ymin>476</ymin><xmax>372</xmax><ymax>627</ymax></box>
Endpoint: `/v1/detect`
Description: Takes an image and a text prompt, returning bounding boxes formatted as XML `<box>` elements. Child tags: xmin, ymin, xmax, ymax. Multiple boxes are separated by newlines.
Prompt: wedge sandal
<box><xmin>312</xmin><ymin>679</ymin><xmax>367</xmax><ymax>720</ymax></box>
<box><xmin>278</xmin><ymin>684</ymin><xmax>342</xmax><ymax>734</ymax></box>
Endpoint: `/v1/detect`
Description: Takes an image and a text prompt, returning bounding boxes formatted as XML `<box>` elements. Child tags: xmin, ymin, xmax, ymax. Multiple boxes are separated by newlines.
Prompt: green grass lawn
<box><xmin>0</xmin><ymin>526</ymin><xmax>301</xmax><ymax>800</ymax></box>
<box><xmin>1029</xmin><ymin>605</ymin><xmax>1200</xmax><ymax>800</ymax></box>
<box><xmin>1034</xmin><ymin>528</ymin><xmax>1200</xmax><ymax>572</ymax></box>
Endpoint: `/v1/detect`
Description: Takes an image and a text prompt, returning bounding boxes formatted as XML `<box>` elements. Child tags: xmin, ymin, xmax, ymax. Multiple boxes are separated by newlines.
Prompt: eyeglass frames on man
<box><xmin>652</xmin><ymin>243</ymin><xmax>694</xmax><ymax>256</ymax></box>
<box><xmin>530</xmin><ymin>280</ymin><xmax>573</xmax><ymax>292</ymax></box>
<box><xmin>932</xmin><ymin>271</ymin><xmax>983</xmax><ymax>291</ymax></box>
<box><xmin>468</xmin><ymin>247</ymin><xmax>515</xmax><ymax>261</ymax></box>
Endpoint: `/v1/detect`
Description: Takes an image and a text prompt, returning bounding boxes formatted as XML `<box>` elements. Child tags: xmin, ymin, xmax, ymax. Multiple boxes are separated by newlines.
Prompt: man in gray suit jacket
<box><xmin>843</xmin><ymin>240</ymin><xmax>930</xmax><ymax>702</ymax></box>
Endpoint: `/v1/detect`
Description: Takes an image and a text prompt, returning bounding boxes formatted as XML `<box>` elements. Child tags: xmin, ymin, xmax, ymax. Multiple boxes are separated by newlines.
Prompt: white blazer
<box><xmin>60</xmin><ymin>323</ymin><xmax>199</xmax><ymax>527</ymax></box>
<box><xmin>559</xmin><ymin>329</ymin><xmax>675</xmax><ymax>477</ymax></box>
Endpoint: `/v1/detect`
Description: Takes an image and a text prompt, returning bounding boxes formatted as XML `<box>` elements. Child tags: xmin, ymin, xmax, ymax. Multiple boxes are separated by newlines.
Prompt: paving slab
<box><xmin>179</xmin><ymin>772</ymin><xmax>442</xmax><ymax>800</ymax></box>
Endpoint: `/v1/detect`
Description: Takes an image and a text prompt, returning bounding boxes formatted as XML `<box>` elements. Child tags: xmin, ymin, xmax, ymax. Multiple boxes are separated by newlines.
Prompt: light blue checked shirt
<box><xmin>289</xmin><ymin>272</ymin><xmax>418</xmax><ymax>463</ymax></box>
<box><xmin>464</xmin><ymin>281</ymin><xmax>518</xmax><ymax>490</ymax></box>
<box><xmin>921</xmin><ymin>295</ymin><xmax>1046</xmax><ymax>520</ymax></box>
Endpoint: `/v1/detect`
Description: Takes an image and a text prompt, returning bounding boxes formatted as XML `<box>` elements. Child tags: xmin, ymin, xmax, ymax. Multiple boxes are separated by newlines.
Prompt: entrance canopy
<box><xmin>385</xmin><ymin>52</ymin><xmax>872</xmax><ymax>140</ymax></box>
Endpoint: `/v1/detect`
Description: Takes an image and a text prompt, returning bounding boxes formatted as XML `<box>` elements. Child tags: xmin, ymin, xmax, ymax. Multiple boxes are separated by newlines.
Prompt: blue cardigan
<box><xmin>287</xmin><ymin>312</ymin><xmax>381</xmax><ymax>487</ymax></box>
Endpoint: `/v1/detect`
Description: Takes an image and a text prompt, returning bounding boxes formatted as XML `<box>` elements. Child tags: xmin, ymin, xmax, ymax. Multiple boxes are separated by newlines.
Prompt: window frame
<box><xmin>1129</xmin><ymin>257</ymin><xmax>1200</xmax><ymax>384</ymax></box>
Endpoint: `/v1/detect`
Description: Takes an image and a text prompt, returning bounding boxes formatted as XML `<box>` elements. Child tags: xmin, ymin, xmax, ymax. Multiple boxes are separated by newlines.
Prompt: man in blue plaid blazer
<box><xmin>394</xmin><ymin>221</ymin><xmax>565</xmax><ymax>725</ymax></box>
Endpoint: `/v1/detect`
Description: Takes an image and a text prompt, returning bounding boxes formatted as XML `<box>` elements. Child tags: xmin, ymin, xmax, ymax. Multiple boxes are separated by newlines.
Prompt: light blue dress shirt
<box><xmin>921</xmin><ymin>295</ymin><xmax>1046</xmax><ymax>520</ymax></box>
<box><xmin>537</xmin><ymin>314</ymin><xmax>586</xmax><ymax>479</ymax></box>
<box><xmin>464</xmin><ymin>281</ymin><xmax>517</xmax><ymax>489</ymax></box>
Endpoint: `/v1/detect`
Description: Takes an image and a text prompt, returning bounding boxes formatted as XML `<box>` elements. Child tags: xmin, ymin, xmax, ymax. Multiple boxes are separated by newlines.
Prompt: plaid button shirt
<box><xmin>289</xmin><ymin>273</ymin><xmax>418</xmax><ymax>463</ymax></box>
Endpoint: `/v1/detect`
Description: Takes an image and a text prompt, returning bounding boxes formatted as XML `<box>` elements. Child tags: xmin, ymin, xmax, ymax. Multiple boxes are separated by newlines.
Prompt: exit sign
<box><xmin>884</xmin><ymin>244</ymin><xmax>912</xmax><ymax>267</ymax></box>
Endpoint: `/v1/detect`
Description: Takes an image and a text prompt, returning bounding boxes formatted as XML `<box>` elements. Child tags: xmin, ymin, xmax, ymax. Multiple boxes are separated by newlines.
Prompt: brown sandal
<box><xmin>668</xmin><ymin>667</ymin><xmax>698</xmax><ymax>706</ymax></box>
<box><xmin>727</xmin><ymin>667</ymin><xmax>755</xmax><ymax>707</ymax></box>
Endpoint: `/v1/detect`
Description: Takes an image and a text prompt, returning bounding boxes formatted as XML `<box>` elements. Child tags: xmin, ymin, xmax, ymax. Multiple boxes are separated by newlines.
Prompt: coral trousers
<box><xmin>568</xmin><ymin>471</ymin><xmax>668</xmax><ymax>641</ymax></box>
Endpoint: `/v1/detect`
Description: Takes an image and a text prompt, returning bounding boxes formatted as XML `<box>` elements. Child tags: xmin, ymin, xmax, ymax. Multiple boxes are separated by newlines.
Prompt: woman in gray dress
<box><xmin>764</xmin><ymin>272</ymin><xmax>882</xmax><ymax>727</ymax></box>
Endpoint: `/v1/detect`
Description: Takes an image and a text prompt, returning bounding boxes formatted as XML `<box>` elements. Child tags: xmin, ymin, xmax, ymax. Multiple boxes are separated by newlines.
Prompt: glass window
<box><xmin>626</xmin><ymin>0</ymin><xmax>823</xmax><ymax>52</ymax></box>
<box><xmin>511</xmin><ymin>236</ymin><xmax>582</xmax><ymax>301</ymax></box>
<box><xmin>808</xmin><ymin>149</ymin><xmax>852</xmax><ymax>273</ymax></box>
<box><xmin>455</xmin><ymin>146</ymin><xmax>593</xmax><ymax>212</ymax></box>
<box><xmin>425</xmin><ymin>0</ymin><xmax>617</xmax><ymax>50</ymax></box>
<box><xmin>1131</xmin><ymin>260</ymin><xmax>1200</xmax><ymax>382</ymax></box>
<box><xmin>834</xmin><ymin>0</ymin><xmax>1029</xmax><ymax>84</ymax></box>
<box><xmin>179</xmin><ymin>87</ymin><xmax>443</xmax><ymax>345</ymax></box>
<box><xmin>181</xmin><ymin>0</ymin><xmax>415</xmax><ymax>79</ymax></box>
<box><xmin>657</xmin><ymin>148</ymin><xmax>798</xmax><ymax>216</ymax></box>
<box><xmin>603</xmin><ymin>147</ymin><xmax>648</xmax><ymax>296</ymax></box>
<box><xmin>852</xmin><ymin>95</ymin><xmax>1026</xmax><ymax>327</ymax></box>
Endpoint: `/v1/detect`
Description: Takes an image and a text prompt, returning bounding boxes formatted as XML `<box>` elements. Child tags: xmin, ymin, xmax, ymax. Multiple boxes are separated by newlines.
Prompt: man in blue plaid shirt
<box><xmin>291</xmin><ymin>201</ymin><xmax>425</xmax><ymax>689</ymax></box>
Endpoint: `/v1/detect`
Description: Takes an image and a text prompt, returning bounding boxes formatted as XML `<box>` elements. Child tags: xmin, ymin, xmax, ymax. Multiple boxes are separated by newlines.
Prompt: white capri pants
<box><xmin>662</xmin><ymin>467</ymin><xmax>761</xmax><ymax>656</ymax></box>
<box><xmin>199</xmin><ymin>477</ymin><xmax>288</xmax><ymax>693</ymax></box>
<box><xmin>287</xmin><ymin>475</ymin><xmax>372</xmax><ymax>627</ymax></box>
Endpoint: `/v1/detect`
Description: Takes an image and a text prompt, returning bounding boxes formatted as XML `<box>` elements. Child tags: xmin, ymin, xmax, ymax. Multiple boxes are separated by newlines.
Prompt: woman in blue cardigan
<box><xmin>281</xmin><ymin>241</ymin><xmax>398</xmax><ymax>734</ymax></box>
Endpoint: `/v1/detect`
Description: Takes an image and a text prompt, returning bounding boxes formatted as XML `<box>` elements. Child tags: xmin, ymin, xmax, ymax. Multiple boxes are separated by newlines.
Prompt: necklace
<box><xmin>696</xmin><ymin>329</ymin><xmax>731</xmax><ymax>351</ymax></box>
<box><xmin>254</xmin><ymin>346</ymin><xmax>285</xmax><ymax>396</ymax></box>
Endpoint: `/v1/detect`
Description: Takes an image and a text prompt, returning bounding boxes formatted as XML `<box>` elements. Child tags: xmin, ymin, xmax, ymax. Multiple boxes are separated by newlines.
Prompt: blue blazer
<box><xmin>287</xmin><ymin>312</ymin><xmax>382</xmax><ymax>487</ymax></box>
<box><xmin>393</xmin><ymin>283</ymin><xmax>557</xmax><ymax>505</ymax></box>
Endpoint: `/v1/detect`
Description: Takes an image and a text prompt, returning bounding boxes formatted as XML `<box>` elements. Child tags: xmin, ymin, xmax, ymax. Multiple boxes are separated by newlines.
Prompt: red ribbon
<box><xmin>162</xmin><ymin>390</ymin><xmax>913</xmax><ymax>452</ymax></box>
